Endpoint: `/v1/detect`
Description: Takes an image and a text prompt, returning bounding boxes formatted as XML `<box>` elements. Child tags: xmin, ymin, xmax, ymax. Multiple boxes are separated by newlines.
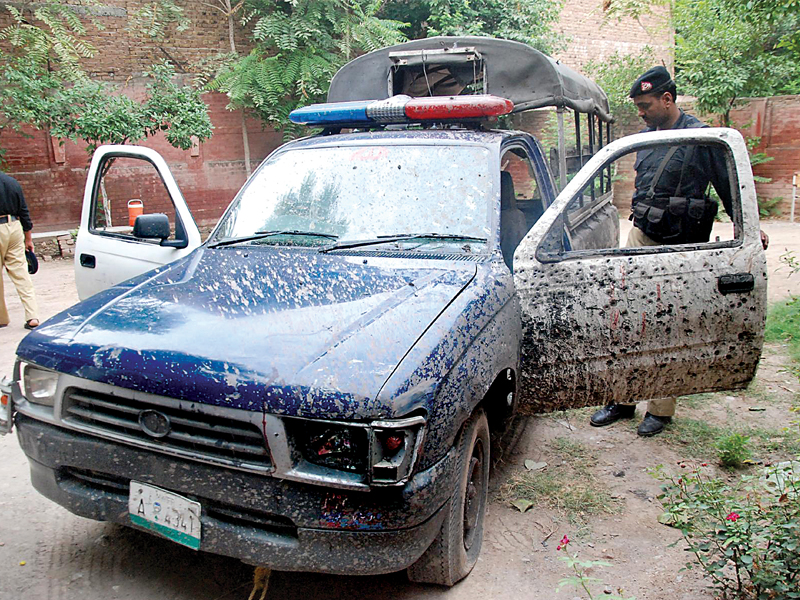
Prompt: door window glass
<box><xmin>538</xmin><ymin>139</ymin><xmax>739</xmax><ymax>259</ymax></box>
<box><xmin>499</xmin><ymin>146</ymin><xmax>542</xmax><ymax>270</ymax></box>
<box><xmin>90</xmin><ymin>156</ymin><xmax>181</xmax><ymax>243</ymax></box>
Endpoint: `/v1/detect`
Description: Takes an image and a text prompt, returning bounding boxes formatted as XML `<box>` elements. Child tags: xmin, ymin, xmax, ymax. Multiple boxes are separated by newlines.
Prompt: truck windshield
<box><xmin>211</xmin><ymin>144</ymin><xmax>493</xmax><ymax>247</ymax></box>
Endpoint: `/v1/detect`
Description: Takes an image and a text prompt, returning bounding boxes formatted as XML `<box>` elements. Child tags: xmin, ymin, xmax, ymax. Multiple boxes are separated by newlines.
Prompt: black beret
<box><xmin>629</xmin><ymin>66</ymin><xmax>674</xmax><ymax>98</ymax></box>
<box><xmin>26</xmin><ymin>249</ymin><xmax>38</xmax><ymax>275</ymax></box>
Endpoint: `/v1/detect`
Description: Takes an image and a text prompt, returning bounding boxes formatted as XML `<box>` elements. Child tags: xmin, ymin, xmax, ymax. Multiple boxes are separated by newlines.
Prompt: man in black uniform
<box><xmin>0</xmin><ymin>171</ymin><xmax>39</xmax><ymax>329</ymax></box>
<box><xmin>589</xmin><ymin>66</ymin><xmax>768</xmax><ymax>436</ymax></box>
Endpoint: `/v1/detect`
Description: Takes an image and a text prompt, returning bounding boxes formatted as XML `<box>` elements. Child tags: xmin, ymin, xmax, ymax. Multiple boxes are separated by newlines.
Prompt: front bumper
<box><xmin>16</xmin><ymin>415</ymin><xmax>454</xmax><ymax>575</ymax></box>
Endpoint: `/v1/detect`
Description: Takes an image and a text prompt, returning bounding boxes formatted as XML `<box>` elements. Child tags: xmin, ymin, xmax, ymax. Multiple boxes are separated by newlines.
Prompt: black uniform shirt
<box><xmin>0</xmin><ymin>172</ymin><xmax>32</xmax><ymax>231</ymax></box>
<box><xmin>631</xmin><ymin>111</ymin><xmax>733</xmax><ymax>218</ymax></box>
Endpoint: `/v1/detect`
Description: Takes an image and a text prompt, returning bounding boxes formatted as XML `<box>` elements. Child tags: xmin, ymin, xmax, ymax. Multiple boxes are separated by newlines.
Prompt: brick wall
<box><xmin>3</xmin><ymin>84</ymin><xmax>283</xmax><ymax>232</ymax></box>
<box><xmin>0</xmin><ymin>1</ymin><xmax>252</xmax><ymax>81</ymax></box>
<box><xmin>730</xmin><ymin>96</ymin><xmax>800</xmax><ymax>217</ymax></box>
<box><xmin>555</xmin><ymin>1</ymin><xmax>674</xmax><ymax>70</ymax></box>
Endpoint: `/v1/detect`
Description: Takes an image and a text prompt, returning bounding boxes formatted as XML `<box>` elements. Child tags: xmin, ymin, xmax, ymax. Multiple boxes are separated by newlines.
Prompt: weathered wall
<box><xmin>0</xmin><ymin>1</ymin><xmax>251</xmax><ymax>80</ymax></box>
<box><xmin>3</xmin><ymin>85</ymin><xmax>283</xmax><ymax>231</ymax></box>
<box><xmin>555</xmin><ymin>1</ymin><xmax>674</xmax><ymax>69</ymax></box>
<box><xmin>729</xmin><ymin>95</ymin><xmax>800</xmax><ymax>217</ymax></box>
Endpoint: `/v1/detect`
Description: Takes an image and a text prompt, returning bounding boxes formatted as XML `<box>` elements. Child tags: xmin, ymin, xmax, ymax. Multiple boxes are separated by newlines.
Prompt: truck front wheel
<box><xmin>407</xmin><ymin>409</ymin><xmax>490</xmax><ymax>586</ymax></box>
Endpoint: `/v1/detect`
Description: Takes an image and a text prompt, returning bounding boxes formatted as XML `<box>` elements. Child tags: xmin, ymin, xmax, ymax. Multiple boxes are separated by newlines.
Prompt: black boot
<box><xmin>590</xmin><ymin>403</ymin><xmax>636</xmax><ymax>427</ymax></box>
<box><xmin>637</xmin><ymin>412</ymin><xmax>672</xmax><ymax>437</ymax></box>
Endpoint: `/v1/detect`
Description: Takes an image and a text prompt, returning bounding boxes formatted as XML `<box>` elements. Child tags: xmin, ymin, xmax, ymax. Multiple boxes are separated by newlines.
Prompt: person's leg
<box><xmin>636</xmin><ymin>396</ymin><xmax>675</xmax><ymax>436</ymax></box>
<box><xmin>0</xmin><ymin>221</ymin><xmax>12</xmax><ymax>326</ymax></box>
<box><xmin>3</xmin><ymin>221</ymin><xmax>39</xmax><ymax>325</ymax></box>
<box><xmin>626</xmin><ymin>225</ymin><xmax>661</xmax><ymax>248</ymax></box>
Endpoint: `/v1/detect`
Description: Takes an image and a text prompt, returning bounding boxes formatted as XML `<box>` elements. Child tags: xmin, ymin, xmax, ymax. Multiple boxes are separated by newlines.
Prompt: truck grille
<box><xmin>61</xmin><ymin>467</ymin><xmax>298</xmax><ymax>538</ymax></box>
<box><xmin>61</xmin><ymin>388</ymin><xmax>272</xmax><ymax>472</ymax></box>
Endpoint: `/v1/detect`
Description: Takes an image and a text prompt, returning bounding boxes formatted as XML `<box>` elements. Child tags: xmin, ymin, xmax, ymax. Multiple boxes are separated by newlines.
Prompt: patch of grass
<box><xmin>664</xmin><ymin>418</ymin><xmax>726</xmax><ymax>457</ymax></box>
<box><xmin>549</xmin><ymin>436</ymin><xmax>595</xmax><ymax>466</ymax></box>
<box><xmin>676</xmin><ymin>392</ymin><xmax>717</xmax><ymax>410</ymax></box>
<box><xmin>748</xmin><ymin>426</ymin><xmax>800</xmax><ymax>456</ymax></box>
<box><xmin>663</xmin><ymin>417</ymin><xmax>800</xmax><ymax>463</ymax></box>
<box><xmin>766</xmin><ymin>298</ymin><xmax>800</xmax><ymax>363</ymax></box>
<box><xmin>499</xmin><ymin>469</ymin><xmax>617</xmax><ymax>522</ymax></box>
<box><xmin>499</xmin><ymin>437</ymin><xmax>619</xmax><ymax>523</ymax></box>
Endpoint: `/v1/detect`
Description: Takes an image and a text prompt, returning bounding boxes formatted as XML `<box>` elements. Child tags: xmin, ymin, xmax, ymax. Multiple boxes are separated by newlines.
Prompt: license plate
<box><xmin>129</xmin><ymin>481</ymin><xmax>201</xmax><ymax>550</ymax></box>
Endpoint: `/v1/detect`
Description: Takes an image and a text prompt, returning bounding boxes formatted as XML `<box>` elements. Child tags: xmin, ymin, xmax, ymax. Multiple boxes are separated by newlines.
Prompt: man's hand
<box><xmin>24</xmin><ymin>230</ymin><xmax>34</xmax><ymax>253</ymax></box>
<box><xmin>760</xmin><ymin>229</ymin><xmax>769</xmax><ymax>250</ymax></box>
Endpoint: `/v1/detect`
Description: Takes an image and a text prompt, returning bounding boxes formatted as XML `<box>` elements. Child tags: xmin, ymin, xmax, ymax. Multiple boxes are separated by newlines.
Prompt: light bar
<box><xmin>289</xmin><ymin>94</ymin><xmax>514</xmax><ymax>127</ymax></box>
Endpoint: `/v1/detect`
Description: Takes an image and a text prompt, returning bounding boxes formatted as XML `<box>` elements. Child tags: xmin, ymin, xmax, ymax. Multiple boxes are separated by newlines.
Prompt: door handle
<box><xmin>718</xmin><ymin>273</ymin><xmax>754</xmax><ymax>294</ymax></box>
<box><xmin>80</xmin><ymin>253</ymin><xmax>96</xmax><ymax>269</ymax></box>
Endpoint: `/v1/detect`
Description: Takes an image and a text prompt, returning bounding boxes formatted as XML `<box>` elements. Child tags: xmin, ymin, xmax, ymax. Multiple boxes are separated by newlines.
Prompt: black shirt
<box><xmin>632</xmin><ymin>111</ymin><xmax>733</xmax><ymax>218</ymax></box>
<box><xmin>0</xmin><ymin>172</ymin><xmax>32</xmax><ymax>231</ymax></box>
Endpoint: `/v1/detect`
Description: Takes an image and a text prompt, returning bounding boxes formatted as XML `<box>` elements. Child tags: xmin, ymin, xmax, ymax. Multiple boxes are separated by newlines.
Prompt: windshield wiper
<box><xmin>209</xmin><ymin>230</ymin><xmax>339</xmax><ymax>248</ymax></box>
<box><xmin>319</xmin><ymin>233</ymin><xmax>487</xmax><ymax>253</ymax></box>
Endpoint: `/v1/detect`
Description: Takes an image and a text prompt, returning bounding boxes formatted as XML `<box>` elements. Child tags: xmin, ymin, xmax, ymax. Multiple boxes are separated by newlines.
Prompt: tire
<box><xmin>407</xmin><ymin>409</ymin><xmax>490</xmax><ymax>586</ymax></box>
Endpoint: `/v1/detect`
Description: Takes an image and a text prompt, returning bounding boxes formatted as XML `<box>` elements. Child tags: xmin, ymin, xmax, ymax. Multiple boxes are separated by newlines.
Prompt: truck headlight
<box><xmin>370</xmin><ymin>417</ymin><xmax>425</xmax><ymax>485</ymax></box>
<box><xmin>287</xmin><ymin>415</ymin><xmax>425</xmax><ymax>485</ymax></box>
<box><xmin>295</xmin><ymin>421</ymin><xmax>370</xmax><ymax>473</ymax></box>
<box><xmin>21</xmin><ymin>363</ymin><xmax>59</xmax><ymax>406</ymax></box>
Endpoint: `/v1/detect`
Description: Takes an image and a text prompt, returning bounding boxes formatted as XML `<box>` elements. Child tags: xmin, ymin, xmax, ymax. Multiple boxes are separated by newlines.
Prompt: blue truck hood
<box><xmin>18</xmin><ymin>248</ymin><xmax>476</xmax><ymax>419</ymax></box>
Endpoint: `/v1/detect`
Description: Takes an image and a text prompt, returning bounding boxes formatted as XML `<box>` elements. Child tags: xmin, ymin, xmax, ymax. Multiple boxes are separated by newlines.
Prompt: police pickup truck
<box><xmin>1</xmin><ymin>37</ymin><xmax>766</xmax><ymax>586</ymax></box>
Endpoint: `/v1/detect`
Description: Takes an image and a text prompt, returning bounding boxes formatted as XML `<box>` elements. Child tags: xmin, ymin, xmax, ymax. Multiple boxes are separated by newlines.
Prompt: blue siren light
<box><xmin>289</xmin><ymin>95</ymin><xmax>514</xmax><ymax>127</ymax></box>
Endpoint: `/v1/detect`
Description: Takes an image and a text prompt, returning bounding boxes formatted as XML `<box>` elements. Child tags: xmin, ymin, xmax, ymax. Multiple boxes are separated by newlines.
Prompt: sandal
<box><xmin>24</xmin><ymin>319</ymin><xmax>39</xmax><ymax>330</ymax></box>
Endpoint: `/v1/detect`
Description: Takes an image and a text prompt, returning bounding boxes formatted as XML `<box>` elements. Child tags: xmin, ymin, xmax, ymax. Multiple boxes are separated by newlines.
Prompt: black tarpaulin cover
<box><xmin>328</xmin><ymin>36</ymin><xmax>612</xmax><ymax>123</ymax></box>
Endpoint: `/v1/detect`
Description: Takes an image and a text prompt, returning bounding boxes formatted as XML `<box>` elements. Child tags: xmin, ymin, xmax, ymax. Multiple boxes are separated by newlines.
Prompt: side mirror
<box><xmin>133</xmin><ymin>213</ymin><xmax>171</xmax><ymax>240</ymax></box>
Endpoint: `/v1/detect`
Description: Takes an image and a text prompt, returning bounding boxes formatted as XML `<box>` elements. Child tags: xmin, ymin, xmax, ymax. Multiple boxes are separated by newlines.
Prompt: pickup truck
<box><xmin>1</xmin><ymin>37</ymin><xmax>766</xmax><ymax>586</ymax></box>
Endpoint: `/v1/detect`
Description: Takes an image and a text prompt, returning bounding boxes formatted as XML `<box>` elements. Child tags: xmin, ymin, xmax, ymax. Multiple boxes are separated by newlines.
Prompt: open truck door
<box><xmin>75</xmin><ymin>145</ymin><xmax>201</xmax><ymax>300</ymax></box>
<box><xmin>514</xmin><ymin>128</ymin><xmax>767</xmax><ymax>413</ymax></box>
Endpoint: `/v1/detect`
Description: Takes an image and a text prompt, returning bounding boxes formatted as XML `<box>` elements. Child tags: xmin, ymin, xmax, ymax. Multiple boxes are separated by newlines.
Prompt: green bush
<box><xmin>656</xmin><ymin>463</ymin><xmax>800</xmax><ymax>599</ymax></box>
<box><xmin>717</xmin><ymin>432</ymin><xmax>752</xmax><ymax>468</ymax></box>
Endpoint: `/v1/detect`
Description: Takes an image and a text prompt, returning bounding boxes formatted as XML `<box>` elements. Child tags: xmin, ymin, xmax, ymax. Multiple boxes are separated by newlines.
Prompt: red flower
<box><xmin>701</xmin><ymin>463</ymin><xmax>709</xmax><ymax>467</ymax></box>
<box><xmin>557</xmin><ymin>534</ymin><xmax>570</xmax><ymax>550</ymax></box>
<box><xmin>726</xmin><ymin>512</ymin><xmax>740</xmax><ymax>522</ymax></box>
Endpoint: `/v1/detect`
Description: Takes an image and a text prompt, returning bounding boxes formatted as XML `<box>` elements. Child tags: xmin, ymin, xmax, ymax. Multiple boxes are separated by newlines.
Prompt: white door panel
<box><xmin>513</xmin><ymin>128</ymin><xmax>767</xmax><ymax>412</ymax></box>
<box><xmin>75</xmin><ymin>146</ymin><xmax>201</xmax><ymax>300</ymax></box>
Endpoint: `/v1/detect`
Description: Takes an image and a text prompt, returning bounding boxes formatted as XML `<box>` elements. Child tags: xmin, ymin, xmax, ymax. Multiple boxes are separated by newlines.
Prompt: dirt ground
<box><xmin>0</xmin><ymin>220</ymin><xmax>798</xmax><ymax>600</ymax></box>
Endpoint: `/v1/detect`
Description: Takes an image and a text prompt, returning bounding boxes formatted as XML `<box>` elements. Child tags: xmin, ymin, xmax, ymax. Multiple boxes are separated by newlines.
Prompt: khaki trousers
<box><xmin>621</xmin><ymin>225</ymin><xmax>676</xmax><ymax>417</ymax></box>
<box><xmin>0</xmin><ymin>219</ymin><xmax>39</xmax><ymax>324</ymax></box>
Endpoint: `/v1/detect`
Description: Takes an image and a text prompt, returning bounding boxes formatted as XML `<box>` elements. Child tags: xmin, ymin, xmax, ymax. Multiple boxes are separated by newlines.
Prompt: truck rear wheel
<box><xmin>407</xmin><ymin>409</ymin><xmax>490</xmax><ymax>586</ymax></box>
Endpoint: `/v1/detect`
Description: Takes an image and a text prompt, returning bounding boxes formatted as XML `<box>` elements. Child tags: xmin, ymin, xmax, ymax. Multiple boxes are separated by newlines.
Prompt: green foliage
<box><xmin>603</xmin><ymin>0</ymin><xmax>800</xmax><ymax>122</ymax></box>
<box><xmin>655</xmin><ymin>462</ymin><xmax>800</xmax><ymax>599</ymax></box>
<box><xmin>556</xmin><ymin>535</ymin><xmax>636</xmax><ymax>599</ymax></box>
<box><xmin>719</xmin><ymin>0</ymin><xmax>800</xmax><ymax>60</ymax></box>
<box><xmin>584</xmin><ymin>47</ymin><xmax>656</xmax><ymax>125</ymax></box>
<box><xmin>601</xmin><ymin>0</ymin><xmax>670</xmax><ymax>25</ymax></box>
<box><xmin>48</xmin><ymin>62</ymin><xmax>213</xmax><ymax>153</ymax></box>
<box><xmin>425</xmin><ymin>0</ymin><xmax>565</xmax><ymax>54</ymax></box>
<box><xmin>766</xmin><ymin>296</ymin><xmax>800</xmax><ymax>364</ymax></box>
<box><xmin>0</xmin><ymin>2</ymin><xmax>212</xmax><ymax>158</ymax></box>
<box><xmin>675</xmin><ymin>0</ymin><xmax>799</xmax><ymax>124</ymax></box>
<box><xmin>128</xmin><ymin>0</ymin><xmax>190</xmax><ymax>42</ymax></box>
<box><xmin>212</xmin><ymin>0</ymin><xmax>406</xmax><ymax>137</ymax></box>
<box><xmin>716</xmin><ymin>432</ymin><xmax>752</xmax><ymax>468</ymax></box>
<box><xmin>0</xmin><ymin>1</ymin><xmax>99</xmax><ymax>80</ymax></box>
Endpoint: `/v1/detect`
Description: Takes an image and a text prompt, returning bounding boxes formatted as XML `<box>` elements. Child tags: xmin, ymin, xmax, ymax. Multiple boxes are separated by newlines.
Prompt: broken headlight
<box><xmin>288</xmin><ymin>416</ymin><xmax>425</xmax><ymax>485</ymax></box>
<box><xmin>20</xmin><ymin>362</ymin><xmax>59</xmax><ymax>407</ymax></box>
<box><xmin>298</xmin><ymin>421</ymin><xmax>370</xmax><ymax>473</ymax></box>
